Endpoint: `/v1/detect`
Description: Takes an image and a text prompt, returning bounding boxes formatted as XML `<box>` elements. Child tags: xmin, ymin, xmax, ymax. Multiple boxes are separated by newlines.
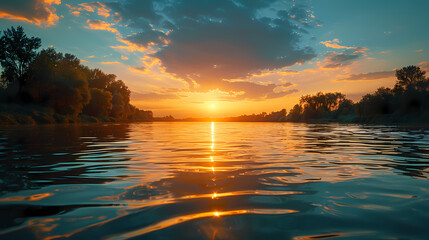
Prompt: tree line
<box><xmin>0</xmin><ymin>26</ymin><xmax>152</xmax><ymax>124</ymax></box>
<box><xmin>285</xmin><ymin>65</ymin><xmax>429</xmax><ymax>123</ymax></box>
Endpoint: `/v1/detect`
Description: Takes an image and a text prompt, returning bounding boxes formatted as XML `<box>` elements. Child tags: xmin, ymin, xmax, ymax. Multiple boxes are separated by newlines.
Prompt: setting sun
<box><xmin>210</xmin><ymin>104</ymin><xmax>215</xmax><ymax>109</ymax></box>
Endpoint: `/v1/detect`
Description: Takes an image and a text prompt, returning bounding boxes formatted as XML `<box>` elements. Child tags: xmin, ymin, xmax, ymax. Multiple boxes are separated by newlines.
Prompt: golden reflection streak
<box><xmin>0</xmin><ymin>193</ymin><xmax>53</xmax><ymax>202</ymax></box>
<box><xmin>108</xmin><ymin>209</ymin><xmax>298</xmax><ymax>240</ymax></box>
<box><xmin>40</xmin><ymin>190</ymin><xmax>301</xmax><ymax>240</ymax></box>
<box><xmin>210</xmin><ymin>121</ymin><xmax>216</xmax><ymax>182</ymax></box>
<box><xmin>182</xmin><ymin>190</ymin><xmax>302</xmax><ymax>200</ymax></box>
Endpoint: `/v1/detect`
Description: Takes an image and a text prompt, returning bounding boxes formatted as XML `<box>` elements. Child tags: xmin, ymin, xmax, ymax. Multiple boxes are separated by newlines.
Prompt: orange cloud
<box><xmin>0</xmin><ymin>0</ymin><xmax>61</xmax><ymax>27</ymax></box>
<box><xmin>96</xmin><ymin>4</ymin><xmax>110</xmax><ymax>18</ymax></box>
<box><xmin>121</xmin><ymin>56</ymin><xmax>129</xmax><ymax>60</ymax></box>
<box><xmin>277</xmin><ymin>70</ymin><xmax>299</xmax><ymax>76</ymax></box>
<box><xmin>321</xmin><ymin>39</ymin><xmax>369</xmax><ymax>54</ymax></box>
<box><xmin>85</xmin><ymin>19</ymin><xmax>119</xmax><ymax>34</ymax></box>
<box><xmin>70</xmin><ymin>11</ymin><xmax>80</xmax><ymax>17</ymax></box>
<box><xmin>320</xmin><ymin>40</ymin><xmax>357</xmax><ymax>50</ymax></box>
<box><xmin>79</xmin><ymin>3</ymin><xmax>95</xmax><ymax>12</ymax></box>
<box><xmin>128</xmin><ymin>66</ymin><xmax>150</xmax><ymax>74</ymax></box>
<box><xmin>111</xmin><ymin>39</ymin><xmax>150</xmax><ymax>53</ymax></box>
<box><xmin>66</xmin><ymin>2</ymin><xmax>110</xmax><ymax>18</ymax></box>
<box><xmin>100</xmin><ymin>61</ymin><xmax>120</xmax><ymax>65</ymax></box>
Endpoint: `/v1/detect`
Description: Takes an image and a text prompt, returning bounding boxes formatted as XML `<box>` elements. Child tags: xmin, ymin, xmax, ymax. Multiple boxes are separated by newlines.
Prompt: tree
<box><xmin>356</xmin><ymin>87</ymin><xmax>395</xmax><ymax>116</ymax></box>
<box><xmin>83</xmin><ymin>88</ymin><xmax>112</xmax><ymax>118</ymax></box>
<box><xmin>107</xmin><ymin>79</ymin><xmax>131</xmax><ymax>119</ymax></box>
<box><xmin>0</xmin><ymin>26</ymin><xmax>41</xmax><ymax>91</ymax></box>
<box><xmin>287</xmin><ymin>104</ymin><xmax>302</xmax><ymax>121</ymax></box>
<box><xmin>25</xmin><ymin>48</ymin><xmax>90</xmax><ymax>116</ymax></box>
<box><xmin>88</xmin><ymin>68</ymin><xmax>116</xmax><ymax>90</ymax></box>
<box><xmin>300</xmin><ymin>92</ymin><xmax>348</xmax><ymax>119</ymax></box>
<box><xmin>394</xmin><ymin>66</ymin><xmax>426</xmax><ymax>91</ymax></box>
<box><xmin>107</xmin><ymin>79</ymin><xmax>131</xmax><ymax>104</ymax></box>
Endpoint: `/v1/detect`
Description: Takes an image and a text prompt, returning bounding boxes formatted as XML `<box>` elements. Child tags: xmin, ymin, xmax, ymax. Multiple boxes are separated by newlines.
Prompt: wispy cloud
<box><xmin>128</xmin><ymin>66</ymin><xmax>149</xmax><ymax>74</ymax></box>
<box><xmin>85</xmin><ymin>19</ymin><xmax>119</xmax><ymax>34</ymax></box>
<box><xmin>338</xmin><ymin>70</ymin><xmax>395</xmax><ymax>81</ymax></box>
<box><xmin>66</xmin><ymin>2</ymin><xmax>111</xmax><ymax>18</ymax></box>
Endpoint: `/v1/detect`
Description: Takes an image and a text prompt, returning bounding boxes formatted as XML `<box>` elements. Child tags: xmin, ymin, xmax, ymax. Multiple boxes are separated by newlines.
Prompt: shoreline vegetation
<box><xmin>0</xmin><ymin>26</ymin><xmax>152</xmax><ymax>125</ymax></box>
<box><xmin>1</xmin><ymin>26</ymin><xmax>429</xmax><ymax>125</ymax></box>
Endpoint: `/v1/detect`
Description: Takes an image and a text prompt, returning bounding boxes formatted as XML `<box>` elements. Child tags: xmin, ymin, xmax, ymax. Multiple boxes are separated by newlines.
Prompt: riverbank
<box><xmin>0</xmin><ymin>103</ymin><xmax>153</xmax><ymax>125</ymax></box>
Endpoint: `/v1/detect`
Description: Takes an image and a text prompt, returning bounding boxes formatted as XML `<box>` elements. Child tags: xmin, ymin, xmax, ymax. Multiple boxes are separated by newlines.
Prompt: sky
<box><xmin>1</xmin><ymin>0</ymin><xmax>429</xmax><ymax>118</ymax></box>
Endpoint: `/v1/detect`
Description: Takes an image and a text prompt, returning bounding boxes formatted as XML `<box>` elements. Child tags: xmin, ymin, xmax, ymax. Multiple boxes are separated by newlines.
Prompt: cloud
<box><xmin>418</xmin><ymin>61</ymin><xmax>429</xmax><ymax>71</ymax></box>
<box><xmin>209</xmin><ymin>81</ymin><xmax>298</xmax><ymax>100</ymax></box>
<box><xmin>131</xmin><ymin>91</ymin><xmax>181</xmax><ymax>101</ymax></box>
<box><xmin>0</xmin><ymin>0</ymin><xmax>61</xmax><ymax>27</ymax></box>
<box><xmin>338</xmin><ymin>70</ymin><xmax>395</xmax><ymax>81</ymax></box>
<box><xmin>321</xmin><ymin>39</ymin><xmax>357</xmax><ymax>50</ymax></box>
<box><xmin>322</xmin><ymin>50</ymin><xmax>366</xmax><ymax>69</ymax></box>
<box><xmin>85</xmin><ymin>19</ymin><xmax>119</xmax><ymax>34</ymax></box>
<box><xmin>66</xmin><ymin>2</ymin><xmax>110</xmax><ymax>18</ymax></box>
<box><xmin>101</xmin><ymin>0</ymin><xmax>315</xmax><ymax>100</ymax></box>
<box><xmin>100</xmin><ymin>61</ymin><xmax>120</xmax><ymax>64</ymax></box>
<box><xmin>125</xmin><ymin>31</ymin><xmax>168</xmax><ymax>49</ymax></box>
<box><xmin>128</xmin><ymin>66</ymin><xmax>149</xmax><ymax>74</ymax></box>
<box><xmin>320</xmin><ymin>39</ymin><xmax>369</xmax><ymax>69</ymax></box>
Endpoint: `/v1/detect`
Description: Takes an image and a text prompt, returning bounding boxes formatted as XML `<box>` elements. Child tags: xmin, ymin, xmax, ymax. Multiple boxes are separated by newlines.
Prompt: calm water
<box><xmin>0</xmin><ymin>122</ymin><xmax>428</xmax><ymax>240</ymax></box>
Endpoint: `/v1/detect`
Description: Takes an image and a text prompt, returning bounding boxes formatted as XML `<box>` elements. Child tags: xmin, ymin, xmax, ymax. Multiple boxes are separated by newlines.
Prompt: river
<box><xmin>0</xmin><ymin>122</ymin><xmax>428</xmax><ymax>239</ymax></box>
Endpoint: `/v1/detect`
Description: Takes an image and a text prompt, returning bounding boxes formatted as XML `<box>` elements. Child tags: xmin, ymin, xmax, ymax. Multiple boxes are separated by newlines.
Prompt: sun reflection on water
<box><xmin>1</xmin><ymin>123</ymin><xmax>429</xmax><ymax>239</ymax></box>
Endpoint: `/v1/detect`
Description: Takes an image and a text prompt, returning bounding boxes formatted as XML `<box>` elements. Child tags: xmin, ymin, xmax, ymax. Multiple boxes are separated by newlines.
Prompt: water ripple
<box><xmin>0</xmin><ymin>122</ymin><xmax>428</xmax><ymax>239</ymax></box>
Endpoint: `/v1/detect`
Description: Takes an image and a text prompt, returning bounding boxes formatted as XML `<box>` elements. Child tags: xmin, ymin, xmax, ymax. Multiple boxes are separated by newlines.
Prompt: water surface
<box><xmin>0</xmin><ymin>122</ymin><xmax>428</xmax><ymax>239</ymax></box>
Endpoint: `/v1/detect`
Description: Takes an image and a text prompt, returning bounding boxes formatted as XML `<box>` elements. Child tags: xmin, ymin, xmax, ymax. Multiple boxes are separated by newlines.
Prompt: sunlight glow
<box><xmin>210</xmin><ymin>104</ymin><xmax>215</xmax><ymax>109</ymax></box>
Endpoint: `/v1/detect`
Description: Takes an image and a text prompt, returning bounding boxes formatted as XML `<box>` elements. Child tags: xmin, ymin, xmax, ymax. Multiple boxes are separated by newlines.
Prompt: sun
<box><xmin>210</xmin><ymin>104</ymin><xmax>215</xmax><ymax>109</ymax></box>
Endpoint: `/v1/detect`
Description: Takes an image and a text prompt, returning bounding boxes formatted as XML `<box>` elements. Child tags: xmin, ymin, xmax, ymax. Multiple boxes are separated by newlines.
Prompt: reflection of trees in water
<box><xmin>0</xmin><ymin>124</ymin><xmax>132</xmax><ymax>195</ymax></box>
<box><xmin>298</xmin><ymin>124</ymin><xmax>429</xmax><ymax>179</ymax></box>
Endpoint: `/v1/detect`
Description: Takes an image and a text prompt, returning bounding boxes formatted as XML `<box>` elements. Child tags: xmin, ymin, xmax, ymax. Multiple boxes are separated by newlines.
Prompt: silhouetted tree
<box><xmin>83</xmin><ymin>88</ymin><xmax>112</xmax><ymax>118</ymax></box>
<box><xmin>300</xmin><ymin>92</ymin><xmax>348</xmax><ymax>119</ymax></box>
<box><xmin>394</xmin><ymin>66</ymin><xmax>427</xmax><ymax>92</ymax></box>
<box><xmin>0</xmin><ymin>26</ymin><xmax>41</xmax><ymax>92</ymax></box>
<box><xmin>25</xmin><ymin>48</ymin><xmax>90</xmax><ymax>116</ymax></box>
<box><xmin>338</xmin><ymin>98</ymin><xmax>354</xmax><ymax>115</ymax></box>
<box><xmin>287</xmin><ymin>104</ymin><xmax>302</xmax><ymax>121</ymax></box>
<box><xmin>356</xmin><ymin>87</ymin><xmax>395</xmax><ymax>117</ymax></box>
<box><xmin>88</xmin><ymin>68</ymin><xmax>116</xmax><ymax>90</ymax></box>
<box><xmin>107</xmin><ymin>79</ymin><xmax>131</xmax><ymax>104</ymax></box>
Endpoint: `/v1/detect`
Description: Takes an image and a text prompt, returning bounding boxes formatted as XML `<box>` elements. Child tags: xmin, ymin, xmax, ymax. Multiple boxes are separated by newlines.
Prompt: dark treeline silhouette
<box><xmin>0</xmin><ymin>26</ymin><xmax>152</xmax><ymax>124</ymax></box>
<box><xmin>286</xmin><ymin>65</ymin><xmax>429</xmax><ymax>123</ymax></box>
